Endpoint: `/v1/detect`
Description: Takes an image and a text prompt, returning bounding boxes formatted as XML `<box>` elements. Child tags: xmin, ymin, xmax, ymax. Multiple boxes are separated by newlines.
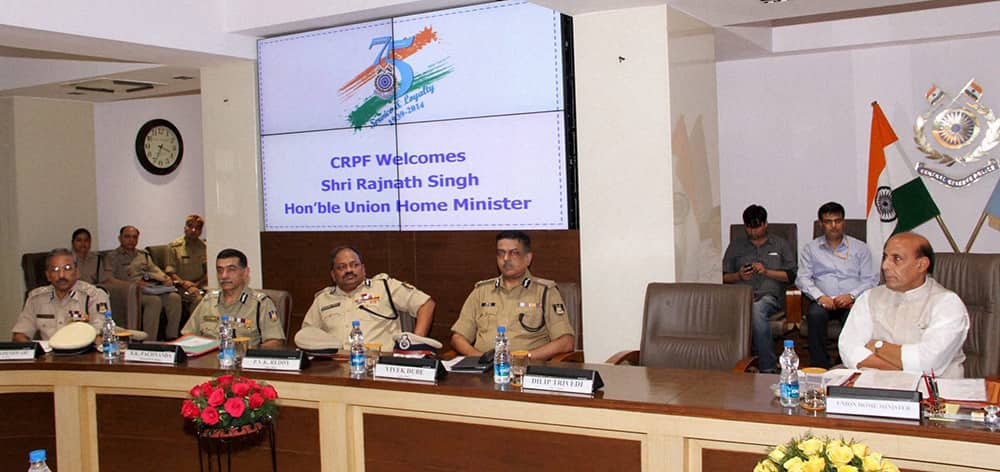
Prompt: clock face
<box><xmin>135</xmin><ymin>119</ymin><xmax>184</xmax><ymax>175</ymax></box>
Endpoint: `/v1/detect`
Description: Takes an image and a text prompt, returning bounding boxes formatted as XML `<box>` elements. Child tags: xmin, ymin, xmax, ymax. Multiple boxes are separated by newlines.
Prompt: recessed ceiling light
<box><xmin>173</xmin><ymin>75</ymin><xmax>195</xmax><ymax>80</ymax></box>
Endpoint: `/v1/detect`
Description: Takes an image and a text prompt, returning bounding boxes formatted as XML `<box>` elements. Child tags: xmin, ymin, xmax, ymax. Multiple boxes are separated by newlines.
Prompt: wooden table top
<box><xmin>4</xmin><ymin>352</ymin><xmax>999</xmax><ymax>445</ymax></box>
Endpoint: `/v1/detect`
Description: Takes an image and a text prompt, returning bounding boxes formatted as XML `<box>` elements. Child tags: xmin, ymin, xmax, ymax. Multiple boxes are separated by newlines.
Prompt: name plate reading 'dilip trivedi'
<box><xmin>374</xmin><ymin>357</ymin><xmax>446</xmax><ymax>382</ymax></box>
<box><xmin>124</xmin><ymin>344</ymin><xmax>186</xmax><ymax>364</ymax></box>
<box><xmin>0</xmin><ymin>342</ymin><xmax>43</xmax><ymax>361</ymax></box>
<box><xmin>826</xmin><ymin>386</ymin><xmax>922</xmax><ymax>420</ymax></box>
<box><xmin>522</xmin><ymin>366</ymin><xmax>605</xmax><ymax>395</ymax></box>
<box><xmin>242</xmin><ymin>349</ymin><xmax>309</xmax><ymax>371</ymax></box>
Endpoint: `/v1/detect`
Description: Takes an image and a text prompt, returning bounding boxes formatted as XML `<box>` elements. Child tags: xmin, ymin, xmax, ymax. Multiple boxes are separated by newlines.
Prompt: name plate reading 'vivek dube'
<box><xmin>0</xmin><ymin>342</ymin><xmax>44</xmax><ymax>361</ymax></box>
<box><xmin>826</xmin><ymin>386</ymin><xmax>922</xmax><ymax>420</ymax></box>
<box><xmin>242</xmin><ymin>349</ymin><xmax>309</xmax><ymax>371</ymax></box>
<box><xmin>522</xmin><ymin>366</ymin><xmax>604</xmax><ymax>395</ymax></box>
<box><xmin>374</xmin><ymin>356</ymin><xmax>445</xmax><ymax>382</ymax></box>
<box><xmin>124</xmin><ymin>343</ymin><xmax>186</xmax><ymax>364</ymax></box>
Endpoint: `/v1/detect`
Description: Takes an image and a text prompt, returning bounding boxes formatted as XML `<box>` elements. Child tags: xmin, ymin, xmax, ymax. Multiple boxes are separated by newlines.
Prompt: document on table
<box><xmin>168</xmin><ymin>335</ymin><xmax>219</xmax><ymax>357</ymax></box>
<box><xmin>853</xmin><ymin>370</ymin><xmax>921</xmax><ymax>391</ymax></box>
<box><xmin>918</xmin><ymin>378</ymin><xmax>987</xmax><ymax>402</ymax></box>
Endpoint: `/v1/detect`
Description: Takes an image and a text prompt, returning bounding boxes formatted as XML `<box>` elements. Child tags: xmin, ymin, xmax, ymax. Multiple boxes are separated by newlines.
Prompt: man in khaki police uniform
<box><xmin>13</xmin><ymin>248</ymin><xmax>108</xmax><ymax>342</ymax></box>
<box><xmin>101</xmin><ymin>225</ymin><xmax>182</xmax><ymax>340</ymax></box>
<box><xmin>300</xmin><ymin>246</ymin><xmax>436</xmax><ymax>350</ymax></box>
<box><xmin>165</xmin><ymin>214</ymin><xmax>208</xmax><ymax>322</ymax></box>
<box><xmin>181</xmin><ymin>248</ymin><xmax>284</xmax><ymax>348</ymax></box>
<box><xmin>451</xmin><ymin>230</ymin><xmax>575</xmax><ymax>360</ymax></box>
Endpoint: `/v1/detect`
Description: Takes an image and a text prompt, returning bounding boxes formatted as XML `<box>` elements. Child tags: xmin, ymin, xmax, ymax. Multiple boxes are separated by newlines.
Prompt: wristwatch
<box><xmin>874</xmin><ymin>340</ymin><xmax>884</xmax><ymax>352</ymax></box>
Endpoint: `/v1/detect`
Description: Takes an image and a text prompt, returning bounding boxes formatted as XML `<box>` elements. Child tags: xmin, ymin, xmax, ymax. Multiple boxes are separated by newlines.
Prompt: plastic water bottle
<box><xmin>218</xmin><ymin>315</ymin><xmax>235</xmax><ymax>369</ymax></box>
<box><xmin>779</xmin><ymin>339</ymin><xmax>800</xmax><ymax>407</ymax></box>
<box><xmin>101</xmin><ymin>311</ymin><xmax>118</xmax><ymax>360</ymax></box>
<box><xmin>493</xmin><ymin>326</ymin><xmax>510</xmax><ymax>385</ymax></box>
<box><xmin>349</xmin><ymin>320</ymin><xmax>365</xmax><ymax>376</ymax></box>
<box><xmin>27</xmin><ymin>449</ymin><xmax>53</xmax><ymax>472</ymax></box>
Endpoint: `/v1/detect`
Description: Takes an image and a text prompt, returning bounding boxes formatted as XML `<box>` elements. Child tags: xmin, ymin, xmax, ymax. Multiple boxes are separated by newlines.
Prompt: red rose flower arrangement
<box><xmin>180</xmin><ymin>374</ymin><xmax>279</xmax><ymax>430</ymax></box>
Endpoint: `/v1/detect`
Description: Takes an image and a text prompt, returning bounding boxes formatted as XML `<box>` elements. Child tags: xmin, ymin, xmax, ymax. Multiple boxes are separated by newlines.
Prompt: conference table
<box><xmin>1</xmin><ymin>352</ymin><xmax>998</xmax><ymax>472</ymax></box>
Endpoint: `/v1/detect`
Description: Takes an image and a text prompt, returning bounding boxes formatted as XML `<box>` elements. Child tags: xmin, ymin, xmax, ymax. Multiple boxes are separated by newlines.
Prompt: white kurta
<box><xmin>838</xmin><ymin>277</ymin><xmax>969</xmax><ymax>378</ymax></box>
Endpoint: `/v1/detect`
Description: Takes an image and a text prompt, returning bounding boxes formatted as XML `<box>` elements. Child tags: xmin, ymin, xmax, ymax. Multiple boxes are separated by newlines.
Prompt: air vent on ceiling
<box><xmin>60</xmin><ymin>77</ymin><xmax>165</xmax><ymax>94</ymax></box>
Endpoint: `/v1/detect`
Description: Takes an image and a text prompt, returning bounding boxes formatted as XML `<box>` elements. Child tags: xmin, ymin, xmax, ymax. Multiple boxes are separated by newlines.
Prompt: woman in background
<box><xmin>72</xmin><ymin>228</ymin><xmax>100</xmax><ymax>284</ymax></box>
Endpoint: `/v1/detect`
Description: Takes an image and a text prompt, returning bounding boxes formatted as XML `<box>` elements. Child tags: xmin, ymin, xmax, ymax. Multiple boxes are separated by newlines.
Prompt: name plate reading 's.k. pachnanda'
<box><xmin>123</xmin><ymin>344</ymin><xmax>186</xmax><ymax>364</ymax></box>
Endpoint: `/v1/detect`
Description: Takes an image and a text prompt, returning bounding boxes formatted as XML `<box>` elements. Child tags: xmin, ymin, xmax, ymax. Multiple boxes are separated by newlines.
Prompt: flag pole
<box><xmin>935</xmin><ymin>215</ymin><xmax>961</xmax><ymax>253</ymax></box>
<box><xmin>965</xmin><ymin>211</ymin><xmax>989</xmax><ymax>253</ymax></box>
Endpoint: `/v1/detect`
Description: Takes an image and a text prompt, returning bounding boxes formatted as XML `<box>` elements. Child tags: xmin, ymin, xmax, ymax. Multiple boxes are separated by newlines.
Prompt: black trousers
<box><xmin>806</xmin><ymin>300</ymin><xmax>850</xmax><ymax>369</ymax></box>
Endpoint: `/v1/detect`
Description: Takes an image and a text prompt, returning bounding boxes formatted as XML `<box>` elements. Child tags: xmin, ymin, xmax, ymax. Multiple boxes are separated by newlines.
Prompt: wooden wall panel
<box><xmin>261</xmin><ymin>230</ymin><xmax>581</xmax><ymax>350</ymax></box>
<box><xmin>363</xmin><ymin>413</ymin><xmax>641</xmax><ymax>472</ymax></box>
<box><xmin>0</xmin><ymin>393</ymin><xmax>56</xmax><ymax>471</ymax></box>
<box><xmin>96</xmin><ymin>395</ymin><xmax>319</xmax><ymax>471</ymax></box>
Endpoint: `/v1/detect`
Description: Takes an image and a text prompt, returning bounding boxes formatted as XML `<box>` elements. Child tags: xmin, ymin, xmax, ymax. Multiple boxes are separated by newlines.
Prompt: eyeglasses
<box><xmin>46</xmin><ymin>264</ymin><xmax>76</xmax><ymax>274</ymax></box>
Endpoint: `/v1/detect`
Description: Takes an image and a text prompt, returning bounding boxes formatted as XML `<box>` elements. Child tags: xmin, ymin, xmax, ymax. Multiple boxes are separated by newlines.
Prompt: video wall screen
<box><xmin>257</xmin><ymin>0</ymin><xmax>576</xmax><ymax>231</ymax></box>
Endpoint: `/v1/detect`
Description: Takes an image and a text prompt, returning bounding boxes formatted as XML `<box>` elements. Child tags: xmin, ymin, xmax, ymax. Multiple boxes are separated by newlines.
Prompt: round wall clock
<box><xmin>135</xmin><ymin>119</ymin><xmax>183</xmax><ymax>175</ymax></box>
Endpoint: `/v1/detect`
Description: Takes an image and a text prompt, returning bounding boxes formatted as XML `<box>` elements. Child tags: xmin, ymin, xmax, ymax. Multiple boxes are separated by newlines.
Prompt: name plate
<box><xmin>826</xmin><ymin>386</ymin><xmax>922</xmax><ymax>420</ymax></box>
<box><xmin>522</xmin><ymin>366</ymin><xmax>604</xmax><ymax>395</ymax></box>
<box><xmin>243</xmin><ymin>349</ymin><xmax>309</xmax><ymax>371</ymax></box>
<box><xmin>374</xmin><ymin>356</ymin><xmax>445</xmax><ymax>382</ymax></box>
<box><xmin>124</xmin><ymin>344</ymin><xmax>186</xmax><ymax>364</ymax></box>
<box><xmin>0</xmin><ymin>342</ymin><xmax>43</xmax><ymax>361</ymax></box>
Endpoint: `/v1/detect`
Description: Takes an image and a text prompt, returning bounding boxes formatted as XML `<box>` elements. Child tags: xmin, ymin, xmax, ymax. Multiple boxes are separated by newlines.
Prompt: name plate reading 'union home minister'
<box><xmin>374</xmin><ymin>357</ymin><xmax>445</xmax><ymax>382</ymax></box>
<box><xmin>522</xmin><ymin>366</ymin><xmax>605</xmax><ymax>395</ymax></box>
<box><xmin>124</xmin><ymin>343</ymin><xmax>186</xmax><ymax>364</ymax></box>
<box><xmin>0</xmin><ymin>342</ymin><xmax>43</xmax><ymax>361</ymax></box>
<box><xmin>826</xmin><ymin>386</ymin><xmax>922</xmax><ymax>420</ymax></box>
<box><xmin>242</xmin><ymin>349</ymin><xmax>309</xmax><ymax>371</ymax></box>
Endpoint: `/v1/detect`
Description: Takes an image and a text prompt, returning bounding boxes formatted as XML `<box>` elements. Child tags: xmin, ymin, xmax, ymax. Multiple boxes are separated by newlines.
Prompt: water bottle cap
<box><xmin>104</xmin><ymin>311</ymin><xmax>113</xmax><ymax>318</ymax></box>
<box><xmin>497</xmin><ymin>326</ymin><xmax>506</xmax><ymax>333</ymax></box>
<box><xmin>352</xmin><ymin>320</ymin><xmax>360</xmax><ymax>327</ymax></box>
<box><xmin>783</xmin><ymin>339</ymin><xmax>794</xmax><ymax>348</ymax></box>
<box><xmin>29</xmin><ymin>449</ymin><xmax>46</xmax><ymax>462</ymax></box>
<box><xmin>221</xmin><ymin>315</ymin><xmax>229</xmax><ymax>321</ymax></box>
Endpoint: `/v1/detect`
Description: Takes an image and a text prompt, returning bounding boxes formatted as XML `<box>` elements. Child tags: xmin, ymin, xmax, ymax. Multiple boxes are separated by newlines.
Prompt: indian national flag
<box><xmin>865</xmin><ymin>102</ymin><xmax>941</xmax><ymax>263</ymax></box>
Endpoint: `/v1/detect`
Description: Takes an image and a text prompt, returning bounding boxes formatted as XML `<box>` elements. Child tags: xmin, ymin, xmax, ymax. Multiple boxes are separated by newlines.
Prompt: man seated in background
<box><xmin>796</xmin><ymin>202</ymin><xmax>878</xmax><ymax>368</ymax></box>
<box><xmin>839</xmin><ymin>233</ymin><xmax>969</xmax><ymax>377</ymax></box>
<box><xmin>181</xmin><ymin>248</ymin><xmax>284</xmax><ymax>348</ymax></box>
<box><xmin>722</xmin><ymin>205</ymin><xmax>796</xmax><ymax>373</ymax></box>
<box><xmin>165</xmin><ymin>214</ymin><xmax>208</xmax><ymax>325</ymax></box>
<box><xmin>13</xmin><ymin>248</ymin><xmax>108</xmax><ymax>342</ymax></box>
<box><xmin>451</xmin><ymin>230</ymin><xmax>575</xmax><ymax>361</ymax></box>
<box><xmin>101</xmin><ymin>225</ymin><xmax>182</xmax><ymax>340</ymax></box>
<box><xmin>300</xmin><ymin>246</ymin><xmax>436</xmax><ymax>350</ymax></box>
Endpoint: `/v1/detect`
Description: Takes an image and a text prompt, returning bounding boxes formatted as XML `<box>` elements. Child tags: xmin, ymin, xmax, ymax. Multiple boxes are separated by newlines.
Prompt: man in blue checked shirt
<box><xmin>796</xmin><ymin>202</ymin><xmax>878</xmax><ymax>368</ymax></box>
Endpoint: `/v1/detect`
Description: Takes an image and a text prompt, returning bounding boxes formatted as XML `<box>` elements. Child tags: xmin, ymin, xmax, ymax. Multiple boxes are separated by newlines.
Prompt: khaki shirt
<box><xmin>78</xmin><ymin>252</ymin><xmax>101</xmax><ymax>285</ymax></box>
<box><xmin>102</xmin><ymin>247</ymin><xmax>169</xmax><ymax>283</ymax></box>
<box><xmin>181</xmin><ymin>288</ymin><xmax>285</xmax><ymax>347</ymax></box>
<box><xmin>452</xmin><ymin>272</ymin><xmax>574</xmax><ymax>352</ymax></box>
<box><xmin>12</xmin><ymin>281</ymin><xmax>109</xmax><ymax>340</ymax></box>
<box><xmin>301</xmin><ymin>273</ymin><xmax>430</xmax><ymax>350</ymax></box>
<box><xmin>165</xmin><ymin>236</ymin><xmax>207</xmax><ymax>285</ymax></box>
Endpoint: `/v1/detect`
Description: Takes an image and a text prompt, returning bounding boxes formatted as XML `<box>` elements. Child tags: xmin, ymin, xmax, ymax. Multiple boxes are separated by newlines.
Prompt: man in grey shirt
<box><xmin>723</xmin><ymin>204</ymin><xmax>797</xmax><ymax>373</ymax></box>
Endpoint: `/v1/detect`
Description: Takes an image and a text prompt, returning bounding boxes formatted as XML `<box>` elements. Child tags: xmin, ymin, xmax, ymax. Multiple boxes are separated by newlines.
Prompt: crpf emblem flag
<box><xmin>914</xmin><ymin>79</ymin><xmax>1000</xmax><ymax>188</ymax></box>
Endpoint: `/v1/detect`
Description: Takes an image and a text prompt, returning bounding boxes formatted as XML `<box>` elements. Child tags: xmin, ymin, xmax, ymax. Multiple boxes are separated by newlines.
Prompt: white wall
<box><xmin>0</xmin><ymin>97</ymin><xmax>97</xmax><ymax>336</ymax></box>
<box><xmin>718</xmin><ymin>33</ymin><xmax>1000</xmax><ymax>256</ymax></box>
<box><xmin>575</xmin><ymin>5</ymin><xmax>674</xmax><ymax>363</ymax></box>
<box><xmin>94</xmin><ymin>95</ymin><xmax>205</xmax><ymax>251</ymax></box>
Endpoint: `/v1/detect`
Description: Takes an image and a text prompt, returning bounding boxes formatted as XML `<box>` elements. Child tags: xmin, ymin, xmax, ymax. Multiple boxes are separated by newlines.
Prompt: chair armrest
<box><xmin>550</xmin><ymin>350</ymin><xmax>584</xmax><ymax>363</ymax></box>
<box><xmin>732</xmin><ymin>356</ymin><xmax>758</xmax><ymax>373</ymax></box>
<box><xmin>605</xmin><ymin>350</ymin><xmax>640</xmax><ymax>365</ymax></box>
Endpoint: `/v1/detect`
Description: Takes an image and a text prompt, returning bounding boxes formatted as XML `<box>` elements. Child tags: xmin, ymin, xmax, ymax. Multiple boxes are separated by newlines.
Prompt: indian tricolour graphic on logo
<box><xmin>338</xmin><ymin>27</ymin><xmax>454</xmax><ymax>129</ymax></box>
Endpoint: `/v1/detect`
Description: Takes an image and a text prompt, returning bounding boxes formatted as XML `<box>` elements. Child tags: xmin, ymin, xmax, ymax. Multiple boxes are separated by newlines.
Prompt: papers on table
<box><xmin>919</xmin><ymin>378</ymin><xmax>987</xmax><ymax>402</ymax></box>
<box><xmin>853</xmin><ymin>370</ymin><xmax>922</xmax><ymax>391</ymax></box>
<box><xmin>167</xmin><ymin>335</ymin><xmax>219</xmax><ymax>357</ymax></box>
